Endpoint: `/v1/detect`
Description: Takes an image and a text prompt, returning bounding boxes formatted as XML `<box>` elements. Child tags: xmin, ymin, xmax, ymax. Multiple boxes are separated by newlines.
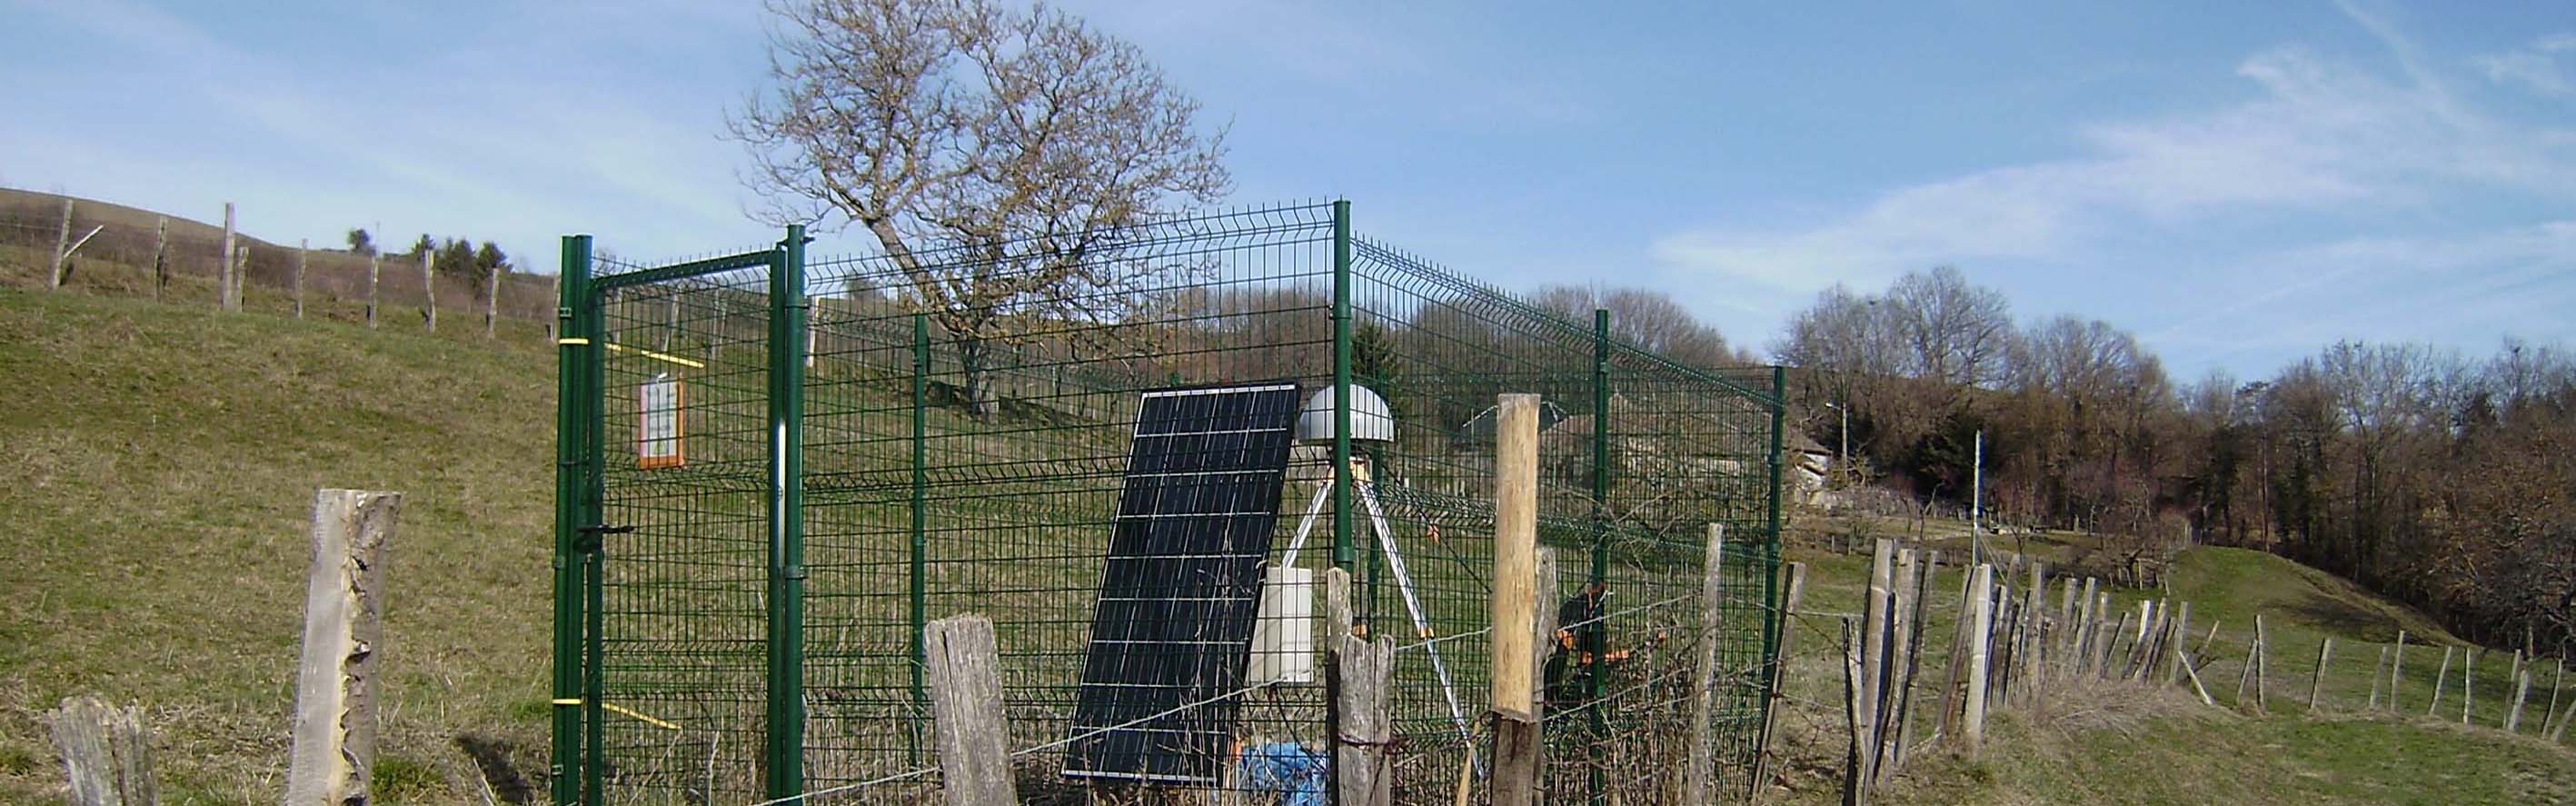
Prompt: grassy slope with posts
<box><xmin>5</xmin><ymin>270</ymin><xmax>2575</xmax><ymax>804</ymax></box>
<box><xmin>1764</xmin><ymin>529</ymin><xmax>2576</xmax><ymax>806</ymax></box>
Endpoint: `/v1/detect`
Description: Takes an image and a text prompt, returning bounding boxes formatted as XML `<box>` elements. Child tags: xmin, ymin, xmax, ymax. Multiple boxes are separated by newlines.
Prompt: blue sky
<box><xmin>5</xmin><ymin>0</ymin><xmax>2571</xmax><ymax>382</ymax></box>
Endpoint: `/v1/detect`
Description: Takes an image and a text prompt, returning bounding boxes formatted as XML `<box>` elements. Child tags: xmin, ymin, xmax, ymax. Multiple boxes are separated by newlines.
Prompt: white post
<box><xmin>218</xmin><ymin>203</ymin><xmax>237</xmax><ymax>311</ymax></box>
<box><xmin>49</xmin><ymin>197</ymin><xmax>73</xmax><ymax>290</ymax></box>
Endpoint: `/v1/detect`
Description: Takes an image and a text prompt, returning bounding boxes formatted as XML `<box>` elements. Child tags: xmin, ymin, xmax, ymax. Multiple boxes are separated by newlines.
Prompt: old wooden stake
<box><xmin>2391</xmin><ymin>631</ymin><xmax>2408</xmax><ymax>711</ymax></box>
<box><xmin>283</xmin><ymin>489</ymin><xmax>402</xmax><ymax>806</ymax></box>
<box><xmin>293</xmin><ymin>240</ymin><xmax>307</xmax><ymax>319</ymax></box>
<box><xmin>2369</xmin><ymin>646</ymin><xmax>2388</xmax><ymax>710</ymax></box>
<box><xmin>50</xmin><ymin>197</ymin><xmax>74</xmax><ymax>290</ymax></box>
<box><xmin>1855</xmin><ymin>540</ymin><xmax>1892</xmax><ymax>784</ymax></box>
<box><xmin>1840</xmin><ymin>617</ymin><xmax>1867</xmax><ymax>806</ymax></box>
<box><xmin>366</xmin><ymin>252</ymin><xmax>381</xmax><ymax>328</ymax></box>
<box><xmin>44</xmin><ymin>696</ymin><xmax>156</xmax><ymax>806</ymax></box>
<box><xmin>421</xmin><ymin>249</ymin><xmax>437</xmax><ymax>332</ymax></box>
<box><xmin>2430</xmin><ymin>646</ymin><xmax>2453</xmax><ymax>717</ymax></box>
<box><xmin>923</xmin><ymin>615</ymin><xmax>1017</xmax><ymax>806</ymax></box>
<box><xmin>2464</xmin><ymin>649</ymin><xmax>2477</xmax><ymax>725</ymax></box>
<box><xmin>150</xmin><ymin>217</ymin><xmax>167</xmax><ymax>301</ymax></box>
<box><xmin>1491</xmin><ymin>394</ymin><xmax>1541</xmax><ymax>806</ymax></box>
<box><xmin>1964</xmin><ymin>563</ymin><xmax>1994</xmax><ymax>756</ymax></box>
<box><xmin>2507</xmin><ymin>668</ymin><xmax>2532</xmax><ymax>733</ymax></box>
<box><xmin>1328</xmin><ymin>568</ymin><xmax>1393</xmax><ymax>806</ymax></box>
<box><xmin>1749</xmin><ymin>562</ymin><xmax>1807</xmax><ymax>806</ymax></box>
<box><xmin>217</xmin><ymin>202</ymin><xmax>236</xmax><ymax>311</ymax></box>
<box><xmin>485</xmin><ymin>267</ymin><xmax>502</xmax><ymax>338</ymax></box>
<box><xmin>2308</xmin><ymin>638</ymin><xmax>2333</xmax><ymax>712</ymax></box>
<box><xmin>1874</xmin><ymin>549</ymin><xmax>1915</xmax><ymax>781</ymax></box>
<box><xmin>1686</xmin><ymin>523</ymin><xmax>1729</xmax><ymax>805</ymax></box>
<box><xmin>1890</xmin><ymin>551</ymin><xmax>1935</xmax><ymax>768</ymax></box>
<box><xmin>2543</xmin><ymin>656</ymin><xmax>2565</xmax><ymax>740</ymax></box>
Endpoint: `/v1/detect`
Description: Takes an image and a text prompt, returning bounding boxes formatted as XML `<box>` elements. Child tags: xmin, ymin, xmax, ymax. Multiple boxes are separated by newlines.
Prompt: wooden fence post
<box><xmin>1328</xmin><ymin>568</ymin><xmax>1393</xmax><ymax>806</ymax></box>
<box><xmin>1855</xmin><ymin>540</ymin><xmax>1892</xmax><ymax>785</ymax></box>
<box><xmin>217</xmin><ymin>203</ymin><xmax>237</xmax><ymax>311</ymax></box>
<box><xmin>293</xmin><ymin>240</ymin><xmax>308</xmax><ymax>319</ymax></box>
<box><xmin>485</xmin><ymin>269</ymin><xmax>502</xmax><ymax>338</ymax></box>
<box><xmin>1840</xmin><ymin>617</ymin><xmax>1866</xmax><ymax>806</ymax></box>
<box><xmin>1686</xmin><ymin>523</ymin><xmax>1728</xmax><ymax>806</ymax></box>
<box><xmin>1964</xmin><ymin>563</ymin><xmax>1994</xmax><ymax>757</ymax></box>
<box><xmin>44</xmin><ymin>696</ymin><xmax>156</xmax><ymax>806</ymax></box>
<box><xmin>1890</xmin><ymin>551</ymin><xmax>1934</xmax><ymax>769</ymax></box>
<box><xmin>1750</xmin><ymin>562</ymin><xmax>1806</xmax><ymax>805</ymax></box>
<box><xmin>283</xmin><ymin>489</ymin><xmax>402</xmax><ymax>806</ymax></box>
<box><xmin>2430</xmin><ymin>647</ymin><xmax>2453</xmax><ymax>717</ymax></box>
<box><xmin>2464</xmin><ymin>649</ymin><xmax>2477</xmax><ymax>725</ymax></box>
<box><xmin>50</xmin><ymin>197</ymin><xmax>73</xmax><ymax>290</ymax></box>
<box><xmin>2369</xmin><ymin>647</ymin><xmax>2388</xmax><ymax>710</ymax></box>
<box><xmin>1490</xmin><ymin>394</ymin><xmax>1541</xmax><ymax>806</ymax></box>
<box><xmin>2551</xmin><ymin>668</ymin><xmax>2576</xmax><ymax>743</ymax></box>
<box><xmin>366</xmin><ymin>253</ymin><xmax>381</xmax><ymax>328</ymax></box>
<box><xmin>2390</xmin><ymin>631</ymin><xmax>2407</xmax><ymax>711</ymax></box>
<box><xmin>150</xmin><ymin>217</ymin><xmax>168</xmax><ymax>301</ymax></box>
<box><xmin>2544</xmin><ymin>655</ymin><xmax>2566</xmax><ymax>740</ymax></box>
<box><xmin>2507</xmin><ymin>667</ymin><xmax>2532</xmax><ymax>733</ymax></box>
<box><xmin>1873</xmin><ymin>549</ymin><xmax>1915</xmax><ymax>781</ymax></box>
<box><xmin>923</xmin><ymin>615</ymin><xmax>1016</xmax><ymax>806</ymax></box>
<box><xmin>2308</xmin><ymin>638</ymin><xmax>2333</xmax><ymax>712</ymax></box>
<box><xmin>421</xmin><ymin>250</ymin><xmax>437</xmax><ymax>332</ymax></box>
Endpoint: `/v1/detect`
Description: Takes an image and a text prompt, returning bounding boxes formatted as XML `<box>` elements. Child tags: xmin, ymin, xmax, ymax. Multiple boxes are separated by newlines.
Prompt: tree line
<box><xmin>1776</xmin><ymin>266</ymin><xmax>2576</xmax><ymax>652</ymax></box>
<box><xmin>343</xmin><ymin>227</ymin><xmax>513</xmax><ymax>293</ymax></box>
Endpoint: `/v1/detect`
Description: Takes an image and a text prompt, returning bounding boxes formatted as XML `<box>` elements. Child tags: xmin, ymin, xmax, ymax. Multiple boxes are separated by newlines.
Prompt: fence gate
<box><xmin>555</xmin><ymin>204</ymin><xmax>1789</xmax><ymax>806</ymax></box>
<box><xmin>553</xmin><ymin>229</ymin><xmax>810</xmax><ymax>806</ymax></box>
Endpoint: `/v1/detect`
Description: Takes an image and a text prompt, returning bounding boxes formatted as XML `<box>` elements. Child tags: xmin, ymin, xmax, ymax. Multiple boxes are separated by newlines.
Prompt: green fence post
<box><xmin>909</xmin><ymin>312</ymin><xmax>931</xmax><ymax>764</ymax></box>
<box><xmin>551</xmin><ymin>234</ymin><xmax>592</xmax><ymax>806</ymax></box>
<box><xmin>1330</xmin><ymin>200</ymin><xmax>1356</xmax><ymax>579</ymax></box>
<box><xmin>764</xmin><ymin>225</ymin><xmax>810</xmax><ymax>801</ymax></box>
<box><xmin>1588</xmin><ymin>307</ymin><xmax>1611</xmax><ymax>806</ymax></box>
<box><xmin>577</xmin><ymin>245</ymin><xmax>608</xmax><ymax>806</ymax></box>
<box><xmin>1760</xmin><ymin>366</ymin><xmax>1787</xmax><ymax>712</ymax></box>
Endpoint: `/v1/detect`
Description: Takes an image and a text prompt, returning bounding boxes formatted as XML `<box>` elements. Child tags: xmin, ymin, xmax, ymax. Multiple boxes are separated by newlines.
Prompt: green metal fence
<box><xmin>552</xmin><ymin>202</ymin><xmax>1785</xmax><ymax>806</ymax></box>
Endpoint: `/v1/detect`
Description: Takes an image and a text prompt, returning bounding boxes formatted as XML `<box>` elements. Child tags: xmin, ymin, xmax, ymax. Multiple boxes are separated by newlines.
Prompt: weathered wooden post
<box><xmin>150</xmin><ymin>217</ymin><xmax>168</xmax><ymax>300</ymax></box>
<box><xmin>1964</xmin><ymin>563</ymin><xmax>1994</xmax><ymax>757</ymax></box>
<box><xmin>366</xmin><ymin>251</ymin><xmax>382</xmax><ymax>328</ymax></box>
<box><xmin>1839</xmin><ymin>617</ymin><xmax>1866</xmax><ymax>806</ymax></box>
<box><xmin>217</xmin><ymin>203</ymin><xmax>237</xmax><ymax>311</ymax></box>
<box><xmin>2369</xmin><ymin>647</ymin><xmax>2389</xmax><ymax>710</ymax></box>
<box><xmin>1686</xmin><ymin>523</ymin><xmax>1730</xmax><ymax>805</ymax></box>
<box><xmin>1855</xmin><ymin>540</ymin><xmax>1892</xmax><ymax>783</ymax></box>
<box><xmin>283</xmin><ymin>489</ymin><xmax>402</xmax><ymax>806</ymax></box>
<box><xmin>2430</xmin><ymin>646</ymin><xmax>2454</xmax><ymax>716</ymax></box>
<box><xmin>420</xmin><ymin>249</ymin><xmax>437</xmax><ymax>332</ymax></box>
<box><xmin>2507</xmin><ymin>667</ymin><xmax>2533</xmax><ymax>733</ymax></box>
<box><xmin>1889</xmin><ymin>551</ymin><xmax>1934</xmax><ymax>771</ymax></box>
<box><xmin>923</xmin><ymin>615</ymin><xmax>1016</xmax><ymax>806</ymax></box>
<box><xmin>44</xmin><ymin>696</ymin><xmax>157</xmax><ymax>806</ymax></box>
<box><xmin>2545</xmin><ymin>655</ymin><xmax>2567</xmax><ymax>740</ymax></box>
<box><xmin>2464</xmin><ymin>649</ymin><xmax>2477</xmax><ymax>725</ymax></box>
<box><xmin>50</xmin><ymin>197</ymin><xmax>74</xmax><ymax>290</ymax></box>
<box><xmin>485</xmin><ymin>268</ymin><xmax>502</xmax><ymax>338</ymax></box>
<box><xmin>1328</xmin><ymin>568</ymin><xmax>1393</xmax><ymax>806</ymax></box>
<box><xmin>1750</xmin><ymin>562</ymin><xmax>1807</xmax><ymax>805</ymax></box>
<box><xmin>293</xmin><ymin>240</ymin><xmax>307</xmax><ymax>319</ymax></box>
<box><xmin>2390</xmin><ymin>631</ymin><xmax>2407</xmax><ymax>711</ymax></box>
<box><xmin>2308</xmin><ymin>638</ymin><xmax>2333</xmax><ymax>712</ymax></box>
<box><xmin>1873</xmin><ymin>549</ymin><xmax>1915</xmax><ymax>781</ymax></box>
<box><xmin>1490</xmin><ymin>394</ymin><xmax>1542</xmax><ymax>806</ymax></box>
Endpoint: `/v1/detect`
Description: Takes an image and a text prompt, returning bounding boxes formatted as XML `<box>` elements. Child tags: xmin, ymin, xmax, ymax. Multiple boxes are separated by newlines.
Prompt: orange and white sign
<box><xmin>638</xmin><ymin>374</ymin><xmax>685</xmax><ymax>469</ymax></box>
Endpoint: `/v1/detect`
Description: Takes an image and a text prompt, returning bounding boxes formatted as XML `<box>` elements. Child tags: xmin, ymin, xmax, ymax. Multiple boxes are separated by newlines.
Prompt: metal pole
<box><xmin>763</xmin><ymin>225</ymin><xmax>809</xmax><ymax>801</ymax></box>
<box><xmin>1588</xmin><ymin>307</ymin><xmax>1611</xmax><ymax>806</ymax></box>
<box><xmin>909</xmin><ymin>313</ymin><xmax>931</xmax><ymax>764</ymax></box>
<box><xmin>1330</xmin><ymin>200</ymin><xmax>1356</xmax><ymax>577</ymax></box>
<box><xmin>577</xmin><ymin>242</ymin><xmax>608</xmax><ymax>806</ymax></box>
<box><xmin>550</xmin><ymin>234</ymin><xmax>592</xmax><ymax>806</ymax></box>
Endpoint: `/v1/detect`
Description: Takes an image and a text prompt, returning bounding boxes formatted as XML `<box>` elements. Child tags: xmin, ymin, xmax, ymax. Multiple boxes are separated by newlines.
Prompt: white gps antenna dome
<box><xmin>1295</xmin><ymin>384</ymin><xmax>1395</xmax><ymax>444</ymax></box>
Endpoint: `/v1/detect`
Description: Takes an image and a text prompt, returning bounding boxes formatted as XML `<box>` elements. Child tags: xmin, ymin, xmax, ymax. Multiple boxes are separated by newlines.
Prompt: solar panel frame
<box><xmin>1065</xmin><ymin>382</ymin><xmax>1303</xmax><ymax>784</ymax></box>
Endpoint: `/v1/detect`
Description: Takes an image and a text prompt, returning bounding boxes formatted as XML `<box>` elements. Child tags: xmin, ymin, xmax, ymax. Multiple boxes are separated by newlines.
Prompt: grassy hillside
<box><xmin>1759</xmin><ymin>540</ymin><xmax>2576</xmax><ymax>806</ymax></box>
<box><xmin>0</xmin><ymin>286</ymin><xmax>557</xmax><ymax>804</ymax></box>
<box><xmin>5</xmin><ymin>281</ymin><xmax>2572</xmax><ymax>805</ymax></box>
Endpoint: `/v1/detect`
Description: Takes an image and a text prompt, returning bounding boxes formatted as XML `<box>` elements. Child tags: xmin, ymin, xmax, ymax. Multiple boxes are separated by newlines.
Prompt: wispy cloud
<box><xmin>2473</xmin><ymin>34</ymin><xmax>2576</xmax><ymax>97</ymax></box>
<box><xmin>1651</xmin><ymin>2</ymin><xmax>2576</xmax><ymax>373</ymax></box>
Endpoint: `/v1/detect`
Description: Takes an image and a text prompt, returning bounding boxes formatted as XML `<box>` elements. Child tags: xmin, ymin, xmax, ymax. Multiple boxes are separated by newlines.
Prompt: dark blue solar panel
<box><xmin>1066</xmin><ymin>383</ymin><xmax>1300</xmax><ymax>784</ymax></box>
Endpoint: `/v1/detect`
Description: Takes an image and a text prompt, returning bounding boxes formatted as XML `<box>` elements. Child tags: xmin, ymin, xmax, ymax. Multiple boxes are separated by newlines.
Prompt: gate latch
<box><xmin>574</xmin><ymin>523</ymin><xmax>634</xmax><ymax>552</ymax></box>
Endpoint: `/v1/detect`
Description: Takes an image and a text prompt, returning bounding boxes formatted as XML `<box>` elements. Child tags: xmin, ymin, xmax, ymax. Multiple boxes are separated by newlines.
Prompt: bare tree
<box><xmin>731</xmin><ymin>0</ymin><xmax>1229</xmax><ymax>415</ymax></box>
<box><xmin>1531</xmin><ymin>284</ymin><xmax>1745</xmax><ymax>367</ymax></box>
<box><xmin>1886</xmin><ymin>265</ymin><xmax>2012</xmax><ymax>388</ymax></box>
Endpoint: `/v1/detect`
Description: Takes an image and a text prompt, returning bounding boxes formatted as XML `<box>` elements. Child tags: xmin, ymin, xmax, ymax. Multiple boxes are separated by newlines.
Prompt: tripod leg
<box><xmin>1360</xmin><ymin>481</ymin><xmax>1477</xmax><ymax>761</ymax></box>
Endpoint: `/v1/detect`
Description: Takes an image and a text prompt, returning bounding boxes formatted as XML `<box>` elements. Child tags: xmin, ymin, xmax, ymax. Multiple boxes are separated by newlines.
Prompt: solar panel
<box><xmin>1065</xmin><ymin>382</ymin><xmax>1302</xmax><ymax>784</ymax></box>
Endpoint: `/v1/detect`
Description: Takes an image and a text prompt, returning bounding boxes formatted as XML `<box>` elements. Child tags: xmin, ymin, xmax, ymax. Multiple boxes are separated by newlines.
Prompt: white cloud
<box><xmin>2473</xmin><ymin>34</ymin><xmax>2576</xmax><ymax>97</ymax></box>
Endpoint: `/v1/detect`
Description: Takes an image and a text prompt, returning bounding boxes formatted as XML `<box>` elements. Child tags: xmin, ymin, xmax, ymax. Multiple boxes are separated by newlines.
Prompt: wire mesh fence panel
<box><xmin>559</xmin><ymin>201</ymin><xmax>1786</xmax><ymax>806</ymax></box>
<box><xmin>589</xmin><ymin>256</ymin><xmax>781</xmax><ymax>806</ymax></box>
